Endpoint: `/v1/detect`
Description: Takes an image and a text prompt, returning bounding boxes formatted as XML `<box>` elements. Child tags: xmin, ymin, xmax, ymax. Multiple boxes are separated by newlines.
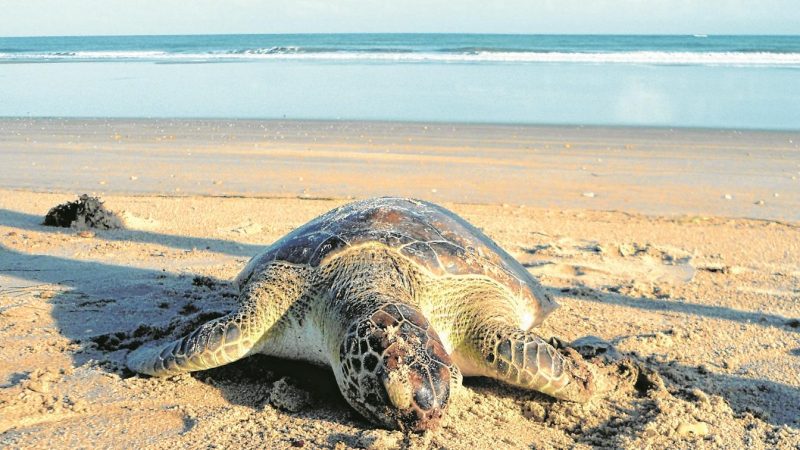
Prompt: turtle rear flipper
<box><xmin>127</xmin><ymin>311</ymin><xmax>263</xmax><ymax>376</ymax></box>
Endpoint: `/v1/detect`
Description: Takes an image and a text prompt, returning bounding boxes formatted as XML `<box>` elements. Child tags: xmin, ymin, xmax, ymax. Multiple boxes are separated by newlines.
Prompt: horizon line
<box><xmin>3</xmin><ymin>32</ymin><xmax>800</xmax><ymax>39</ymax></box>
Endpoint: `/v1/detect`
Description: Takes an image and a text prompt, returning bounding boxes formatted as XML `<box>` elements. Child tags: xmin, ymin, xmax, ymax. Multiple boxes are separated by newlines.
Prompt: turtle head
<box><xmin>336</xmin><ymin>304</ymin><xmax>455</xmax><ymax>431</ymax></box>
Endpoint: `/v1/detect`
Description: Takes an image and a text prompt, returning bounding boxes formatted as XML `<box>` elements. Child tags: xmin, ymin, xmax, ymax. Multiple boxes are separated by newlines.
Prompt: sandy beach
<box><xmin>1</xmin><ymin>119</ymin><xmax>798</xmax><ymax>221</ymax></box>
<box><xmin>1</xmin><ymin>119</ymin><xmax>799</xmax><ymax>449</ymax></box>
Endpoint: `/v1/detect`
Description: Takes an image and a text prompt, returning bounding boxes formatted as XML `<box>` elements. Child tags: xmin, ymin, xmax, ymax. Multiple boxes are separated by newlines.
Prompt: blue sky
<box><xmin>3</xmin><ymin>0</ymin><xmax>799</xmax><ymax>36</ymax></box>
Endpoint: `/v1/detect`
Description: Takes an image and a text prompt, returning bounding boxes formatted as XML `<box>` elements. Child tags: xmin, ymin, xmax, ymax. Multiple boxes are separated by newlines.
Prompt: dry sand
<box><xmin>1</xmin><ymin>120</ymin><xmax>799</xmax><ymax>449</ymax></box>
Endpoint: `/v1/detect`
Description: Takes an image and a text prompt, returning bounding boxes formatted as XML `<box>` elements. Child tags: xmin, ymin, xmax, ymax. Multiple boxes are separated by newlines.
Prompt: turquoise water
<box><xmin>1</xmin><ymin>34</ymin><xmax>799</xmax><ymax>129</ymax></box>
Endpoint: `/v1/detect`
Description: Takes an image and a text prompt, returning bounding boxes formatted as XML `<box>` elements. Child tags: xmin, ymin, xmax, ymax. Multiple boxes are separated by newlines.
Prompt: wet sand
<box><xmin>1</xmin><ymin>120</ymin><xmax>799</xmax><ymax>449</ymax></box>
<box><xmin>2</xmin><ymin>119</ymin><xmax>798</xmax><ymax>221</ymax></box>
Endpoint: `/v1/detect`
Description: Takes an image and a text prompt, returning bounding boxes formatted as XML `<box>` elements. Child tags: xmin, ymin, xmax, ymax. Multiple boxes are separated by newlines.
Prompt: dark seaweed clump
<box><xmin>43</xmin><ymin>194</ymin><xmax>122</xmax><ymax>229</ymax></box>
<box><xmin>192</xmin><ymin>276</ymin><xmax>218</xmax><ymax>289</ymax></box>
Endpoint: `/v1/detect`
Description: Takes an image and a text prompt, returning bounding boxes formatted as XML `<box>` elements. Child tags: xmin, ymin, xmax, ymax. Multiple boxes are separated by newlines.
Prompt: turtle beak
<box><xmin>380</xmin><ymin>361</ymin><xmax>451</xmax><ymax>432</ymax></box>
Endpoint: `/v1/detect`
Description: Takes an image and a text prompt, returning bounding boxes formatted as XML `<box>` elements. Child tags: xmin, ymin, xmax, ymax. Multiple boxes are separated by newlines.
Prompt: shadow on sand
<box><xmin>0</xmin><ymin>208</ymin><xmax>264</xmax><ymax>258</ymax></box>
<box><xmin>554</xmin><ymin>283</ymin><xmax>799</xmax><ymax>333</ymax></box>
<box><xmin>0</xmin><ymin>237</ymin><xmax>362</xmax><ymax>428</ymax></box>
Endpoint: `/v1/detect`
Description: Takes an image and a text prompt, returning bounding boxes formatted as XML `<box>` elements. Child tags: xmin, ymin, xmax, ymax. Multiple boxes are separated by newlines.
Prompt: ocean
<box><xmin>1</xmin><ymin>34</ymin><xmax>799</xmax><ymax>129</ymax></box>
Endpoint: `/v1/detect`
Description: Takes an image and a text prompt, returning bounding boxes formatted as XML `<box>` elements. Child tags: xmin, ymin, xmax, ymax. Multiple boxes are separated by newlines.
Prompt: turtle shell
<box><xmin>237</xmin><ymin>197</ymin><xmax>558</xmax><ymax>326</ymax></box>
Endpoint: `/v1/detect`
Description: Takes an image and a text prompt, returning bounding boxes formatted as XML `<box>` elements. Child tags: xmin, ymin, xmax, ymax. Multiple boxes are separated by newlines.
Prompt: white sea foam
<box><xmin>2</xmin><ymin>50</ymin><xmax>800</xmax><ymax>66</ymax></box>
<box><xmin>0</xmin><ymin>50</ymin><xmax>169</xmax><ymax>60</ymax></box>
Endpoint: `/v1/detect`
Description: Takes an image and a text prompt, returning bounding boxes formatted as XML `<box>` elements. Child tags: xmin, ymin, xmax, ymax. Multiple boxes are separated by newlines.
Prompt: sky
<box><xmin>2</xmin><ymin>0</ymin><xmax>799</xmax><ymax>37</ymax></box>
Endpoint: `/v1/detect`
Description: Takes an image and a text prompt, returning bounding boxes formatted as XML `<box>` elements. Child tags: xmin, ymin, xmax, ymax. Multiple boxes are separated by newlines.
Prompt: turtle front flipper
<box><xmin>128</xmin><ymin>263</ymin><xmax>307</xmax><ymax>377</ymax></box>
<box><xmin>126</xmin><ymin>310</ymin><xmax>264</xmax><ymax>376</ymax></box>
<box><xmin>467</xmin><ymin>321</ymin><xmax>599</xmax><ymax>403</ymax></box>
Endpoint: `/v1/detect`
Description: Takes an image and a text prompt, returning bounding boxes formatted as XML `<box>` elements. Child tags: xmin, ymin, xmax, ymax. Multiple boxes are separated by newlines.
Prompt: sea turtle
<box><xmin>127</xmin><ymin>197</ymin><xmax>599</xmax><ymax>431</ymax></box>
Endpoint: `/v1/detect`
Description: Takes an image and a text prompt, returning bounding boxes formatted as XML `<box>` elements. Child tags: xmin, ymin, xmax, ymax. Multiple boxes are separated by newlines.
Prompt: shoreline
<box><xmin>3</xmin><ymin>118</ymin><xmax>799</xmax><ymax>222</ymax></box>
<box><xmin>4</xmin><ymin>116</ymin><xmax>800</xmax><ymax>133</ymax></box>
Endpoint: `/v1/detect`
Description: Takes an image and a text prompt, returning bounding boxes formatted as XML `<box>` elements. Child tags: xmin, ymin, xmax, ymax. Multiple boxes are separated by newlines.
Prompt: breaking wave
<box><xmin>2</xmin><ymin>49</ymin><xmax>800</xmax><ymax>66</ymax></box>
